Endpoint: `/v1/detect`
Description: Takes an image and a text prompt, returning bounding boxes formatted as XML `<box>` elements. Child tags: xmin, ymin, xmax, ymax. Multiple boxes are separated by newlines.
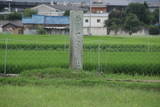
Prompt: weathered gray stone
<box><xmin>70</xmin><ymin>10</ymin><xmax>83</xmax><ymax>70</ymax></box>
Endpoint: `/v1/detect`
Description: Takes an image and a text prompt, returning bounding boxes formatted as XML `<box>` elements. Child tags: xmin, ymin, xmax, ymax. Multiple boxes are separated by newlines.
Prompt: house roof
<box><xmin>91</xmin><ymin>0</ymin><xmax>160</xmax><ymax>7</ymax></box>
<box><xmin>84</xmin><ymin>13</ymin><xmax>108</xmax><ymax>17</ymax></box>
<box><xmin>45</xmin><ymin>16</ymin><xmax>69</xmax><ymax>24</ymax></box>
<box><xmin>22</xmin><ymin>15</ymin><xmax>69</xmax><ymax>25</ymax></box>
<box><xmin>32</xmin><ymin>4</ymin><xmax>87</xmax><ymax>11</ymax></box>
<box><xmin>47</xmin><ymin>4</ymin><xmax>87</xmax><ymax>11</ymax></box>
<box><xmin>0</xmin><ymin>20</ymin><xmax>23</xmax><ymax>27</ymax></box>
<box><xmin>2</xmin><ymin>23</ymin><xmax>23</xmax><ymax>28</ymax></box>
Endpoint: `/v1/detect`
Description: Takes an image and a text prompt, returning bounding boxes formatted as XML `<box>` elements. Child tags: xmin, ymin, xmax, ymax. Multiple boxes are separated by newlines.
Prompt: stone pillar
<box><xmin>70</xmin><ymin>10</ymin><xmax>83</xmax><ymax>70</ymax></box>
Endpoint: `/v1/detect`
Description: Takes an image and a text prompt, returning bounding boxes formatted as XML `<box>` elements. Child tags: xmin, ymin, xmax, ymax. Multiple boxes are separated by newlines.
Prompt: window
<box><xmin>97</xmin><ymin>19</ymin><xmax>101</xmax><ymax>23</ymax></box>
<box><xmin>85</xmin><ymin>19</ymin><xmax>89</xmax><ymax>23</ymax></box>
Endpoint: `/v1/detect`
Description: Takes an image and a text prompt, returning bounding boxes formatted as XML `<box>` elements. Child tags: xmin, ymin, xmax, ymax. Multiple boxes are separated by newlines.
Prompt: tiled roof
<box><xmin>0</xmin><ymin>20</ymin><xmax>23</xmax><ymax>27</ymax></box>
<box><xmin>46</xmin><ymin>4</ymin><xmax>87</xmax><ymax>11</ymax></box>
<box><xmin>22</xmin><ymin>15</ymin><xmax>69</xmax><ymax>25</ymax></box>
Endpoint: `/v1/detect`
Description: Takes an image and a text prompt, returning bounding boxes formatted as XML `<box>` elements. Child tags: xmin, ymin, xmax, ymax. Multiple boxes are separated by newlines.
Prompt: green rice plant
<box><xmin>0</xmin><ymin>49</ymin><xmax>160</xmax><ymax>75</ymax></box>
<box><xmin>0</xmin><ymin>34</ymin><xmax>160</xmax><ymax>75</ymax></box>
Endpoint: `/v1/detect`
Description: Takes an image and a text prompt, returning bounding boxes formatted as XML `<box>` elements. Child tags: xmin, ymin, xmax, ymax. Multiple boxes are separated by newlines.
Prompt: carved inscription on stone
<box><xmin>70</xmin><ymin>10</ymin><xmax>83</xmax><ymax>70</ymax></box>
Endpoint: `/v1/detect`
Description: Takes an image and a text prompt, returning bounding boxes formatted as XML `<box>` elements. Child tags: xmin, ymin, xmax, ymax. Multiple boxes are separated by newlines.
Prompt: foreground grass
<box><xmin>0</xmin><ymin>85</ymin><xmax>160</xmax><ymax>107</ymax></box>
<box><xmin>0</xmin><ymin>68</ymin><xmax>160</xmax><ymax>107</ymax></box>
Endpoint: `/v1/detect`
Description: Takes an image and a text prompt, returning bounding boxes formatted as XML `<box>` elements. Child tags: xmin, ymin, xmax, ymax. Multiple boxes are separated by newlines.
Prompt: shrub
<box><xmin>37</xmin><ymin>27</ymin><xmax>47</xmax><ymax>35</ymax></box>
<box><xmin>149</xmin><ymin>25</ymin><xmax>160</xmax><ymax>35</ymax></box>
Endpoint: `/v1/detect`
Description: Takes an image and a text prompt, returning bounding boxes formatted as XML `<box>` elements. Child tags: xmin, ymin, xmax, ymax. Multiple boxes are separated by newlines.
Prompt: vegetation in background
<box><xmin>125</xmin><ymin>2</ymin><xmax>150</xmax><ymax>25</ymax></box>
<box><xmin>105</xmin><ymin>2</ymin><xmax>159</xmax><ymax>35</ymax></box>
<box><xmin>0</xmin><ymin>7</ymin><xmax>4</xmax><ymax>12</ymax></box>
<box><xmin>0</xmin><ymin>12</ymin><xmax>22</xmax><ymax>20</ymax></box>
<box><xmin>105</xmin><ymin>18</ymin><xmax>122</xmax><ymax>35</ymax></box>
<box><xmin>0</xmin><ymin>8</ymin><xmax>37</xmax><ymax>20</ymax></box>
<box><xmin>23</xmin><ymin>9</ymin><xmax>37</xmax><ymax>17</ymax></box>
<box><xmin>105</xmin><ymin>10</ymin><xmax>125</xmax><ymax>35</ymax></box>
<box><xmin>123</xmin><ymin>13</ymin><xmax>142</xmax><ymax>35</ymax></box>
<box><xmin>37</xmin><ymin>27</ymin><xmax>47</xmax><ymax>35</ymax></box>
<box><xmin>149</xmin><ymin>25</ymin><xmax>160</xmax><ymax>35</ymax></box>
<box><xmin>63</xmin><ymin>10</ymin><xmax>70</xmax><ymax>16</ymax></box>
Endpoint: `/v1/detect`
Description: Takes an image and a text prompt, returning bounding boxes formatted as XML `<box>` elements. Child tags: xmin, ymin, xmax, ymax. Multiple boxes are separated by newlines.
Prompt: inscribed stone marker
<box><xmin>70</xmin><ymin>10</ymin><xmax>83</xmax><ymax>70</ymax></box>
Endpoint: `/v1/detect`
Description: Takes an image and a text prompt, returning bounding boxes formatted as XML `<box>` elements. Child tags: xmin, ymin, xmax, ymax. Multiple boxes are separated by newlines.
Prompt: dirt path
<box><xmin>0</xmin><ymin>73</ymin><xmax>160</xmax><ymax>83</ymax></box>
<box><xmin>0</xmin><ymin>73</ymin><xmax>19</xmax><ymax>77</ymax></box>
<box><xmin>106</xmin><ymin>79</ymin><xmax>160</xmax><ymax>83</ymax></box>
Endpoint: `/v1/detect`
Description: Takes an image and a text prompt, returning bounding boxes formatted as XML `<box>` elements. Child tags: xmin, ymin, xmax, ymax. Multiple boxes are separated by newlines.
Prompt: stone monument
<box><xmin>70</xmin><ymin>10</ymin><xmax>83</xmax><ymax>70</ymax></box>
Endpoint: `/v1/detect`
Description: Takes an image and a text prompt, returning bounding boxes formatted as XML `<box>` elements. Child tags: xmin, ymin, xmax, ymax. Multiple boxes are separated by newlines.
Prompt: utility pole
<box><xmin>159</xmin><ymin>6</ymin><xmax>160</xmax><ymax>25</ymax></box>
<box><xmin>89</xmin><ymin>0</ymin><xmax>92</xmax><ymax>36</ymax></box>
<box><xmin>7</xmin><ymin>0</ymin><xmax>12</xmax><ymax>12</ymax></box>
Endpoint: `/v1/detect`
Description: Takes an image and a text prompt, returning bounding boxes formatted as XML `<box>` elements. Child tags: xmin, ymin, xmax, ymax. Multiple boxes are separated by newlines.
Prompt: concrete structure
<box><xmin>83</xmin><ymin>13</ymin><xmax>109</xmax><ymax>35</ymax></box>
<box><xmin>70</xmin><ymin>10</ymin><xmax>83</xmax><ymax>70</ymax></box>
<box><xmin>109</xmin><ymin>29</ymin><xmax>149</xmax><ymax>36</ymax></box>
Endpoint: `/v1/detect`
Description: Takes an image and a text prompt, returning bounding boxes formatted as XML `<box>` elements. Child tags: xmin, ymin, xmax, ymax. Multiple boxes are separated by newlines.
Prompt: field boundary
<box><xmin>0</xmin><ymin>73</ymin><xmax>18</xmax><ymax>77</ymax></box>
<box><xmin>106</xmin><ymin>79</ymin><xmax>160</xmax><ymax>83</ymax></box>
<box><xmin>0</xmin><ymin>73</ymin><xmax>160</xmax><ymax>83</ymax></box>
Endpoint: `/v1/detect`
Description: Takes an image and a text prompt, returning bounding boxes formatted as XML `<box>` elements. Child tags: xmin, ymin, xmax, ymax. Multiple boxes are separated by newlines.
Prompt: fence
<box><xmin>0</xmin><ymin>35</ymin><xmax>160</xmax><ymax>75</ymax></box>
<box><xmin>0</xmin><ymin>37</ymin><xmax>69</xmax><ymax>74</ymax></box>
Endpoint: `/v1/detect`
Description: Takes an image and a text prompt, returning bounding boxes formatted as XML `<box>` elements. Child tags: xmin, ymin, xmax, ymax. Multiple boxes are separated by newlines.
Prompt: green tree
<box><xmin>109</xmin><ymin>9</ymin><xmax>126</xmax><ymax>20</ymax></box>
<box><xmin>0</xmin><ymin>7</ymin><xmax>4</xmax><ymax>12</ymax></box>
<box><xmin>63</xmin><ymin>10</ymin><xmax>70</xmax><ymax>16</ymax></box>
<box><xmin>123</xmin><ymin>13</ymin><xmax>142</xmax><ymax>35</ymax></box>
<box><xmin>152</xmin><ymin>9</ymin><xmax>159</xmax><ymax>24</ymax></box>
<box><xmin>37</xmin><ymin>27</ymin><xmax>46</xmax><ymax>35</ymax></box>
<box><xmin>126</xmin><ymin>3</ymin><xmax>150</xmax><ymax>24</ymax></box>
<box><xmin>149</xmin><ymin>25</ymin><xmax>160</xmax><ymax>35</ymax></box>
<box><xmin>105</xmin><ymin>18</ymin><xmax>122</xmax><ymax>35</ymax></box>
<box><xmin>5</xmin><ymin>12</ymin><xmax>22</xmax><ymax>20</ymax></box>
<box><xmin>23</xmin><ymin>9</ymin><xmax>37</xmax><ymax>17</ymax></box>
<box><xmin>104</xmin><ymin>10</ymin><xmax>125</xmax><ymax>34</ymax></box>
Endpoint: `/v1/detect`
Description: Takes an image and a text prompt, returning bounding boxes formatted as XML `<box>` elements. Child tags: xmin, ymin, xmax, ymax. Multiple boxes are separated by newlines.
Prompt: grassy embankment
<box><xmin>0</xmin><ymin>67</ymin><xmax>160</xmax><ymax>107</ymax></box>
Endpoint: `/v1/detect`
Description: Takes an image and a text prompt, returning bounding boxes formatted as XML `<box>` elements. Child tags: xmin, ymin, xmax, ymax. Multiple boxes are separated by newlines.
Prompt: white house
<box><xmin>83</xmin><ymin>13</ymin><xmax>109</xmax><ymax>35</ymax></box>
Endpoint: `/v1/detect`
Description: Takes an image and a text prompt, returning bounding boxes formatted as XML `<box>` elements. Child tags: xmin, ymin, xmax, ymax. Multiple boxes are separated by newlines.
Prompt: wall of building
<box><xmin>32</xmin><ymin>4</ymin><xmax>64</xmax><ymax>16</ymax></box>
<box><xmin>24</xmin><ymin>29</ymin><xmax>37</xmax><ymax>35</ymax></box>
<box><xmin>91</xmin><ymin>7</ymin><xmax>107</xmax><ymax>13</ymax></box>
<box><xmin>0</xmin><ymin>25</ymin><xmax>2</xmax><ymax>33</ymax></box>
<box><xmin>109</xmin><ymin>29</ymin><xmax>149</xmax><ymax>36</ymax></box>
<box><xmin>83</xmin><ymin>14</ymin><xmax>108</xmax><ymax>27</ymax></box>
<box><xmin>46</xmin><ymin>29</ymin><xmax>69</xmax><ymax>35</ymax></box>
<box><xmin>83</xmin><ymin>13</ymin><xmax>108</xmax><ymax>35</ymax></box>
<box><xmin>83</xmin><ymin>27</ymin><xmax>107</xmax><ymax>35</ymax></box>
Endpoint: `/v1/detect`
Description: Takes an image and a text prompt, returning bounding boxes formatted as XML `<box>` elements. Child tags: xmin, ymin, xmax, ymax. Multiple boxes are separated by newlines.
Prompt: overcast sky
<box><xmin>1</xmin><ymin>0</ymin><xmax>159</xmax><ymax>3</ymax></box>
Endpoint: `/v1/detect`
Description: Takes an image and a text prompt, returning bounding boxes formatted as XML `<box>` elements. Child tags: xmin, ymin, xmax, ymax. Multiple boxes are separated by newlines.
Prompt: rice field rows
<box><xmin>0</xmin><ymin>34</ymin><xmax>160</xmax><ymax>75</ymax></box>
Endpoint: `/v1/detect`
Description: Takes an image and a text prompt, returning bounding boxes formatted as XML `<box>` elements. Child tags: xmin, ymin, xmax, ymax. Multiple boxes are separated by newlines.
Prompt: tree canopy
<box><xmin>0</xmin><ymin>12</ymin><xmax>22</xmax><ymax>20</ymax></box>
<box><xmin>123</xmin><ymin>13</ymin><xmax>142</xmax><ymax>35</ymax></box>
<box><xmin>23</xmin><ymin>9</ymin><xmax>37</xmax><ymax>17</ymax></box>
<box><xmin>104</xmin><ymin>2</ymin><xmax>159</xmax><ymax>35</ymax></box>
